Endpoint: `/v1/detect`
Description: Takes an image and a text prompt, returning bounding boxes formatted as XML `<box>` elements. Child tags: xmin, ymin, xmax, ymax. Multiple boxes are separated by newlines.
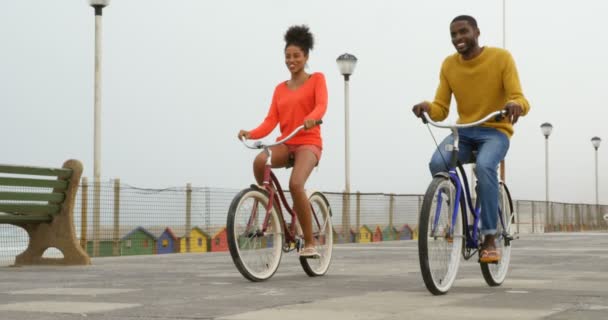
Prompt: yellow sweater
<box><xmin>428</xmin><ymin>47</ymin><xmax>530</xmax><ymax>138</ymax></box>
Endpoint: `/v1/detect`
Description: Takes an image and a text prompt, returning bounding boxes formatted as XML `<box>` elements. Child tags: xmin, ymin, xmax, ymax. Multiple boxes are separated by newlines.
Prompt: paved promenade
<box><xmin>0</xmin><ymin>233</ymin><xmax>607</xmax><ymax>320</ymax></box>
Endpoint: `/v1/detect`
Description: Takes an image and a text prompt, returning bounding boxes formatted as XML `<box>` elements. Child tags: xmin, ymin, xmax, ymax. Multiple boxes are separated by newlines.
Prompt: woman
<box><xmin>237</xmin><ymin>25</ymin><xmax>327</xmax><ymax>258</ymax></box>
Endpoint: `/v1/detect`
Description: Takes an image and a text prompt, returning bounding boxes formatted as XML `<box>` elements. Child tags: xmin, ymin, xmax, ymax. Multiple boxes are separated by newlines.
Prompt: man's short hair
<box><xmin>451</xmin><ymin>15</ymin><xmax>478</xmax><ymax>29</ymax></box>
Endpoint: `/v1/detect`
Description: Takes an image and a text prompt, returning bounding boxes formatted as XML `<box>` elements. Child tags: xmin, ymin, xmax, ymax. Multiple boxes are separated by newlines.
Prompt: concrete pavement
<box><xmin>0</xmin><ymin>233</ymin><xmax>607</xmax><ymax>319</ymax></box>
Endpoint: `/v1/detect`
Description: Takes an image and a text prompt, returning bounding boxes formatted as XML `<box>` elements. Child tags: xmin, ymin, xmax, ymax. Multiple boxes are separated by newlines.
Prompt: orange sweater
<box><xmin>249</xmin><ymin>72</ymin><xmax>328</xmax><ymax>147</ymax></box>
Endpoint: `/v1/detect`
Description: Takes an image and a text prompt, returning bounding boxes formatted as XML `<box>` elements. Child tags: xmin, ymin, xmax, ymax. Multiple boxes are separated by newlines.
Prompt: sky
<box><xmin>1</xmin><ymin>0</ymin><xmax>607</xmax><ymax>204</ymax></box>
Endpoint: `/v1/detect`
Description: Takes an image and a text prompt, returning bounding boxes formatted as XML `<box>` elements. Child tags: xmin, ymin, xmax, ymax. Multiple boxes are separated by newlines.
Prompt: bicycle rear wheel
<box><xmin>300</xmin><ymin>192</ymin><xmax>333</xmax><ymax>277</ymax></box>
<box><xmin>227</xmin><ymin>187</ymin><xmax>283</xmax><ymax>282</ymax></box>
<box><xmin>480</xmin><ymin>182</ymin><xmax>513</xmax><ymax>286</ymax></box>
<box><xmin>418</xmin><ymin>176</ymin><xmax>463</xmax><ymax>295</ymax></box>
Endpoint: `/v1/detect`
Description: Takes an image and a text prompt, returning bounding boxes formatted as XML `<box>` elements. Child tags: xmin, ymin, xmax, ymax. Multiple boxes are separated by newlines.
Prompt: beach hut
<box><xmin>382</xmin><ymin>225</ymin><xmax>399</xmax><ymax>241</ymax></box>
<box><xmin>86</xmin><ymin>238</ymin><xmax>117</xmax><ymax>257</ymax></box>
<box><xmin>349</xmin><ymin>228</ymin><xmax>357</xmax><ymax>243</ymax></box>
<box><xmin>178</xmin><ymin>227</ymin><xmax>210</xmax><ymax>253</ymax></box>
<box><xmin>157</xmin><ymin>227</ymin><xmax>178</xmax><ymax>254</ymax></box>
<box><xmin>211</xmin><ymin>228</ymin><xmax>229</xmax><ymax>252</ymax></box>
<box><xmin>357</xmin><ymin>225</ymin><xmax>372</xmax><ymax>243</ymax></box>
<box><xmin>332</xmin><ymin>228</ymin><xmax>346</xmax><ymax>244</ymax></box>
<box><xmin>121</xmin><ymin>226</ymin><xmax>156</xmax><ymax>256</ymax></box>
<box><xmin>372</xmin><ymin>226</ymin><xmax>383</xmax><ymax>242</ymax></box>
<box><xmin>399</xmin><ymin>224</ymin><xmax>413</xmax><ymax>240</ymax></box>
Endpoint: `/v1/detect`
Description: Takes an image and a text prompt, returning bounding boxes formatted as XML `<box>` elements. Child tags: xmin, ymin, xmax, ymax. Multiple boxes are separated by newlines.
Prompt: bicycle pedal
<box><xmin>478</xmin><ymin>259</ymin><xmax>499</xmax><ymax>264</ymax></box>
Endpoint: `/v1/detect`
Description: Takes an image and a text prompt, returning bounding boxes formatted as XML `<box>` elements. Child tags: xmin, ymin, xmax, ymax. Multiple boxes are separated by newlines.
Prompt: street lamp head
<box><xmin>89</xmin><ymin>0</ymin><xmax>110</xmax><ymax>7</ymax></box>
<box><xmin>591</xmin><ymin>136</ymin><xmax>601</xmax><ymax>149</ymax></box>
<box><xmin>336</xmin><ymin>53</ymin><xmax>357</xmax><ymax>80</ymax></box>
<box><xmin>540</xmin><ymin>122</ymin><xmax>553</xmax><ymax>138</ymax></box>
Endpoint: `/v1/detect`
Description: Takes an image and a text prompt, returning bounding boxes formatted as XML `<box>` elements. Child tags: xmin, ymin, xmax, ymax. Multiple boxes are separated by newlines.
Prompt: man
<box><xmin>412</xmin><ymin>15</ymin><xmax>530</xmax><ymax>263</ymax></box>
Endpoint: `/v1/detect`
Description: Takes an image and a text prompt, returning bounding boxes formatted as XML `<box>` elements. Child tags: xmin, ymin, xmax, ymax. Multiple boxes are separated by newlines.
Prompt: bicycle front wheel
<box><xmin>227</xmin><ymin>187</ymin><xmax>283</xmax><ymax>282</ymax></box>
<box><xmin>480</xmin><ymin>182</ymin><xmax>513</xmax><ymax>286</ymax></box>
<box><xmin>418</xmin><ymin>176</ymin><xmax>463</xmax><ymax>295</ymax></box>
<box><xmin>300</xmin><ymin>192</ymin><xmax>333</xmax><ymax>277</ymax></box>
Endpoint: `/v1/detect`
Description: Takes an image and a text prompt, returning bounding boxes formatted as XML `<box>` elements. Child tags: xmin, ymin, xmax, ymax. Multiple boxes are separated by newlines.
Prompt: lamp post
<box><xmin>591</xmin><ymin>136</ymin><xmax>601</xmax><ymax>226</ymax></box>
<box><xmin>87</xmin><ymin>0</ymin><xmax>110</xmax><ymax>256</ymax></box>
<box><xmin>336</xmin><ymin>53</ymin><xmax>357</xmax><ymax>238</ymax></box>
<box><xmin>540</xmin><ymin>122</ymin><xmax>553</xmax><ymax>232</ymax></box>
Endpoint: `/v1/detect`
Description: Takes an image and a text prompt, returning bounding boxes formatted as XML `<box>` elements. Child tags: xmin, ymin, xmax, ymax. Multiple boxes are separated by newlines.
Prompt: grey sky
<box><xmin>1</xmin><ymin>0</ymin><xmax>607</xmax><ymax>204</ymax></box>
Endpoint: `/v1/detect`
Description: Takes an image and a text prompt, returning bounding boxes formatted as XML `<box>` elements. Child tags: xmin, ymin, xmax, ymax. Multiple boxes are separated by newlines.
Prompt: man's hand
<box><xmin>504</xmin><ymin>102</ymin><xmax>523</xmax><ymax>124</ymax></box>
<box><xmin>237</xmin><ymin>130</ymin><xmax>250</xmax><ymax>140</ymax></box>
<box><xmin>412</xmin><ymin>102</ymin><xmax>431</xmax><ymax>121</ymax></box>
<box><xmin>303</xmin><ymin>119</ymin><xmax>319</xmax><ymax>130</ymax></box>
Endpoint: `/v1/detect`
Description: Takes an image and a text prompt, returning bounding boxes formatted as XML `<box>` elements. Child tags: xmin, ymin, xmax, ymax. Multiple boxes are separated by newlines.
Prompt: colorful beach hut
<box><xmin>157</xmin><ymin>227</ymin><xmax>178</xmax><ymax>254</ymax></box>
<box><xmin>349</xmin><ymin>228</ymin><xmax>357</xmax><ymax>243</ymax></box>
<box><xmin>372</xmin><ymin>226</ymin><xmax>383</xmax><ymax>242</ymax></box>
<box><xmin>357</xmin><ymin>225</ymin><xmax>372</xmax><ymax>243</ymax></box>
<box><xmin>179</xmin><ymin>227</ymin><xmax>210</xmax><ymax>253</ymax></box>
<box><xmin>399</xmin><ymin>224</ymin><xmax>413</xmax><ymax>240</ymax></box>
<box><xmin>121</xmin><ymin>226</ymin><xmax>156</xmax><ymax>256</ymax></box>
<box><xmin>211</xmin><ymin>228</ymin><xmax>229</xmax><ymax>252</ymax></box>
<box><xmin>382</xmin><ymin>225</ymin><xmax>399</xmax><ymax>241</ymax></box>
<box><xmin>86</xmin><ymin>238</ymin><xmax>117</xmax><ymax>257</ymax></box>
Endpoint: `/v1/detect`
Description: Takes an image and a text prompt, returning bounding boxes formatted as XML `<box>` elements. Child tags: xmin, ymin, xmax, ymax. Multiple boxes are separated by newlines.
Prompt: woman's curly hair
<box><xmin>284</xmin><ymin>25</ymin><xmax>314</xmax><ymax>55</ymax></box>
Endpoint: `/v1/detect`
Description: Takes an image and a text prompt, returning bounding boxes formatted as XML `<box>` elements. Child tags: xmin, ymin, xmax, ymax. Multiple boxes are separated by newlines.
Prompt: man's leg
<box><xmin>474</xmin><ymin>128</ymin><xmax>509</xmax><ymax>261</ymax></box>
<box><xmin>429</xmin><ymin>131</ymin><xmax>474</xmax><ymax>176</ymax></box>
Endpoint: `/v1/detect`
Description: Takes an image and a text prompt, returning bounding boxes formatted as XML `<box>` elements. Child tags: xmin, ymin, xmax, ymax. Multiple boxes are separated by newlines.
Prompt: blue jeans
<box><xmin>429</xmin><ymin>127</ymin><xmax>510</xmax><ymax>236</ymax></box>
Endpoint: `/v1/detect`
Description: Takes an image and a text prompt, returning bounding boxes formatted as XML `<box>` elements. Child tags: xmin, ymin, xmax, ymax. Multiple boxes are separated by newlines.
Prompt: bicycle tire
<box><xmin>227</xmin><ymin>187</ymin><xmax>283</xmax><ymax>282</ymax></box>
<box><xmin>300</xmin><ymin>192</ymin><xmax>333</xmax><ymax>277</ymax></box>
<box><xmin>480</xmin><ymin>182</ymin><xmax>513</xmax><ymax>286</ymax></box>
<box><xmin>418</xmin><ymin>176</ymin><xmax>463</xmax><ymax>295</ymax></box>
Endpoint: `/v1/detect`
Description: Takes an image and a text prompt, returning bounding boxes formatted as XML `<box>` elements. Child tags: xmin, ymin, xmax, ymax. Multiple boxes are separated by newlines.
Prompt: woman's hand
<box><xmin>237</xmin><ymin>130</ymin><xmax>250</xmax><ymax>140</ymax></box>
<box><xmin>303</xmin><ymin>119</ymin><xmax>319</xmax><ymax>130</ymax></box>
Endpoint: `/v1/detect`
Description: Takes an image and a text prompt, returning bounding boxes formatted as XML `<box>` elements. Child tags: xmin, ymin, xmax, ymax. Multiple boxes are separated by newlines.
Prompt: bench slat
<box><xmin>0</xmin><ymin>192</ymin><xmax>65</xmax><ymax>203</ymax></box>
<box><xmin>0</xmin><ymin>213</ymin><xmax>52</xmax><ymax>223</ymax></box>
<box><xmin>0</xmin><ymin>177</ymin><xmax>68</xmax><ymax>190</ymax></box>
<box><xmin>0</xmin><ymin>165</ymin><xmax>72</xmax><ymax>178</ymax></box>
<box><xmin>0</xmin><ymin>204</ymin><xmax>60</xmax><ymax>215</ymax></box>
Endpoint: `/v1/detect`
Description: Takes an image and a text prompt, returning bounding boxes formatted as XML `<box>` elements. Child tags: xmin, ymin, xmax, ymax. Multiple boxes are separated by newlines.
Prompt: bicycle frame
<box><xmin>241</xmin><ymin>122</ymin><xmax>325</xmax><ymax>250</ymax></box>
<box><xmin>424</xmin><ymin>111</ymin><xmax>509</xmax><ymax>257</ymax></box>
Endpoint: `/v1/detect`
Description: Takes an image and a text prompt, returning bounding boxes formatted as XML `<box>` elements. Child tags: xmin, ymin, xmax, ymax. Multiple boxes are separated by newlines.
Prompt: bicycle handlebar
<box><xmin>240</xmin><ymin>120</ymin><xmax>323</xmax><ymax>149</ymax></box>
<box><xmin>422</xmin><ymin>110</ymin><xmax>506</xmax><ymax>129</ymax></box>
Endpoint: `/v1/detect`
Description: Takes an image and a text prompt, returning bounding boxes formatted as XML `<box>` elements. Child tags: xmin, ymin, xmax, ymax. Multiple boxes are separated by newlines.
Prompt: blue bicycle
<box><xmin>418</xmin><ymin>110</ymin><xmax>515</xmax><ymax>295</ymax></box>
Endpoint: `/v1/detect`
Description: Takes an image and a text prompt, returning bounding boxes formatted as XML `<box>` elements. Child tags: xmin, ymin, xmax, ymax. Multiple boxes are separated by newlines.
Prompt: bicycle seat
<box><xmin>286</xmin><ymin>153</ymin><xmax>296</xmax><ymax>169</ymax></box>
<box><xmin>471</xmin><ymin>150</ymin><xmax>478</xmax><ymax>163</ymax></box>
<box><xmin>285</xmin><ymin>153</ymin><xmax>319</xmax><ymax>169</ymax></box>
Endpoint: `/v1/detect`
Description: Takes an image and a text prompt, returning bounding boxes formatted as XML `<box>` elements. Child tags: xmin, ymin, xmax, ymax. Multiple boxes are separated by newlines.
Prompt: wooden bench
<box><xmin>0</xmin><ymin>159</ymin><xmax>90</xmax><ymax>265</ymax></box>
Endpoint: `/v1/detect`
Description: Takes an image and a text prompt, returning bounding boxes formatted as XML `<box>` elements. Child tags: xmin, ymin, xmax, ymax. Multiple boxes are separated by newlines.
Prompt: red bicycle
<box><xmin>227</xmin><ymin>123</ymin><xmax>333</xmax><ymax>281</ymax></box>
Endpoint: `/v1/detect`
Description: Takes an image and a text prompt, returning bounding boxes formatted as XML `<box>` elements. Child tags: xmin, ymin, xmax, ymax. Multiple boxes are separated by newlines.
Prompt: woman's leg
<box><xmin>289</xmin><ymin>149</ymin><xmax>318</xmax><ymax>250</ymax></box>
<box><xmin>253</xmin><ymin>145</ymin><xmax>290</xmax><ymax>185</ymax></box>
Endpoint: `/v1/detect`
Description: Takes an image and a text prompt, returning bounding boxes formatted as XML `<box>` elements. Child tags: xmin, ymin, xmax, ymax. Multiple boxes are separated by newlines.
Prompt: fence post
<box><xmin>92</xmin><ymin>179</ymin><xmax>101</xmax><ymax>257</ymax></box>
<box><xmin>186</xmin><ymin>183</ymin><xmax>192</xmax><ymax>252</ymax></box>
<box><xmin>597</xmin><ymin>204</ymin><xmax>602</xmax><ymax>229</ymax></box>
<box><xmin>531</xmin><ymin>201</ymin><xmax>535</xmax><ymax>233</ymax></box>
<box><xmin>205</xmin><ymin>187</ymin><xmax>211</xmax><ymax>232</ymax></box>
<box><xmin>356</xmin><ymin>192</ymin><xmax>361</xmax><ymax>232</ymax></box>
<box><xmin>574</xmin><ymin>204</ymin><xmax>580</xmax><ymax>231</ymax></box>
<box><xmin>515</xmin><ymin>199</ymin><xmax>520</xmax><ymax>234</ymax></box>
<box><xmin>389</xmin><ymin>194</ymin><xmax>395</xmax><ymax>229</ymax></box>
<box><xmin>113</xmin><ymin>179</ymin><xmax>121</xmax><ymax>256</ymax></box>
<box><xmin>80</xmin><ymin>177</ymin><xmax>88</xmax><ymax>251</ymax></box>
<box><xmin>342</xmin><ymin>192</ymin><xmax>350</xmax><ymax>241</ymax></box>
